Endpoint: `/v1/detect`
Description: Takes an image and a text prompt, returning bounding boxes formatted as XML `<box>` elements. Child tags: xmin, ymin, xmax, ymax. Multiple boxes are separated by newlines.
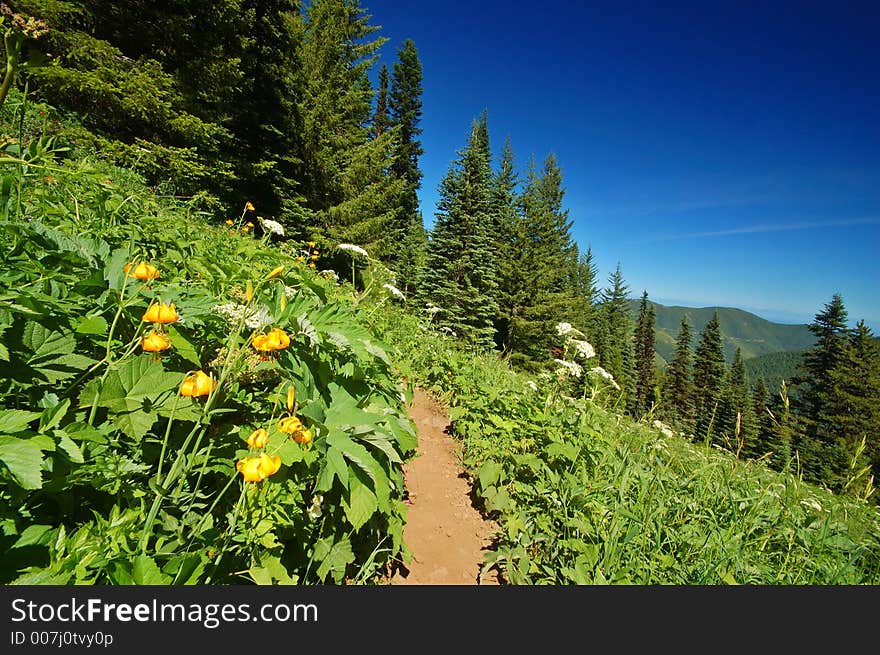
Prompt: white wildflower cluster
<box><xmin>424</xmin><ymin>303</ymin><xmax>441</xmax><ymax>315</ymax></box>
<box><xmin>307</xmin><ymin>495</ymin><xmax>324</xmax><ymax>520</ymax></box>
<box><xmin>588</xmin><ymin>366</ymin><xmax>620</xmax><ymax>390</ymax></box>
<box><xmin>525</xmin><ymin>380</ymin><xmax>538</xmax><ymax>392</ymax></box>
<box><xmin>383</xmin><ymin>283</ymin><xmax>406</xmax><ymax>301</ymax></box>
<box><xmin>652</xmin><ymin>419</ymin><xmax>675</xmax><ymax>438</ymax></box>
<box><xmin>571</xmin><ymin>339</ymin><xmax>596</xmax><ymax>360</ymax></box>
<box><xmin>259</xmin><ymin>217</ymin><xmax>285</xmax><ymax>236</ymax></box>
<box><xmin>439</xmin><ymin>326</ymin><xmax>456</xmax><ymax>335</ymax></box>
<box><xmin>556</xmin><ymin>322</ymin><xmax>574</xmax><ymax>336</ymax></box>
<box><xmin>213</xmin><ymin>302</ymin><xmax>273</xmax><ymax>330</ymax></box>
<box><xmin>554</xmin><ymin>358</ymin><xmax>583</xmax><ymax>378</ymax></box>
<box><xmin>283</xmin><ymin>285</ymin><xmax>298</xmax><ymax>298</ymax></box>
<box><xmin>338</xmin><ymin>243</ymin><xmax>369</xmax><ymax>258</ymax></box>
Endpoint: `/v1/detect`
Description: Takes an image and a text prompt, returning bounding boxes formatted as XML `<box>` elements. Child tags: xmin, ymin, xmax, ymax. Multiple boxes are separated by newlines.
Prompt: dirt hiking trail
<box><xmin>391</xmin><ymin>388</ymin><xmax>500</xmax><ymax>585</ymax></box>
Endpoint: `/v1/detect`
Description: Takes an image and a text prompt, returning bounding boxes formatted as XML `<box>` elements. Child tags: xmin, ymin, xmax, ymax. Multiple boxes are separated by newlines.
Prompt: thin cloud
<box><xmin>633</xmin><ymin>217</ymin><xmax>880</xmax><ymax>244</ymax></box>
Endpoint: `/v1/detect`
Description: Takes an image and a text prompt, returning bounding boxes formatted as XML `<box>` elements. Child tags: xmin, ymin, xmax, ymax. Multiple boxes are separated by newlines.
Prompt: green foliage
<box><xmin>380</xmin><ymin>306</ymin><xmax>880</xmax><ymax>585</ymax></box>
<box><xmin>693</xmin><ymin>312</ymin><xmax>725</xmax><ymax>442</ymax></box>
<box><xmin>417</xmin><ymin>112</ymin><xmax>499</xmax><ymax>349</ymax></box>
<box><xmin>0</xmin><ymin>128</ymin><xmax>415</xmax><ymax>585</ymax></box>
<box><xmin>633</xmin><ymin>290</ymin><xmax>656</xmax><ymax>418</ymax></box>
<box><xmin>661</xmin><ymin>316</ymin><xmax>694</xmax><ymax>433</ymax></box>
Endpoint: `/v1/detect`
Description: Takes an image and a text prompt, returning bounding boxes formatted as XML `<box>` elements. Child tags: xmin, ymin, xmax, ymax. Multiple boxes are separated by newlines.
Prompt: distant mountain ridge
<box><xmin>626</xmin><ymin>300</ymin><xmax>816</xmax><ymax>365</ymax></box>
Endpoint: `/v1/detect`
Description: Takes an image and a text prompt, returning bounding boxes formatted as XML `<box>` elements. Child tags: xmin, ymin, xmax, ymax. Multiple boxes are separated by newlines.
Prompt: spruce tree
<box><xmin>506</xmin><ymin>153</ymin><xmax>578</xmax><ymax>369</ymax></box>
<box><xmin>633</xmin><ymin>291</ymin><xmax>656</xmax><ymax>418</ymax></box>
<box><xmin>595</xmin><ymin>264</ymin><xmax>633</xmax><ymax>409</ymax></box>
<box><xmin>373</xmin><ymin>63</ymin><xmax>390</xmax><ymax>138</ymax></box>
<box><xmin>749</xmin><ymin>377</ymin><xmax>777</xmax><ymax>461</ymax></box>
<box><xmin>387</xmin><ymin>38</ymin><xmax>425</xmax><ymax>288</ymax></box>
<box><xmin>825</xmin><ymin>320</ymin><xmax>880</xmax><ymax>486</ymax></box>
<box><xmin>792</xmin><ymin>293</ymin><xmax>850</xmax><ymax>486</ymax></box>
<box><xmin>719</xmin><ymin>348</ymin><xmax>757</xmax><ymax>454</ymax></box>
<box><xmin>571</xmin><ymin>245</ymin><xmax>599</xmax><ymax>340</ymax></box>
<box><xmin>692</xmin><ymin>312</ymin><xmax>725</xmax><ymax>442</ymax></box>
<box><xmin>662</xmin><ymin>316</ymin><xmax>694</xmax><ymax>433</ymax></box>
<box><xmin>417</xmin><ymin>112</ymin><xmax>499</xmax><ymax>349</ymax></box>
<box><xmin>490</xmin><ymin>137</ymin><xmax>521</xmax><ymax>353</ymax></box>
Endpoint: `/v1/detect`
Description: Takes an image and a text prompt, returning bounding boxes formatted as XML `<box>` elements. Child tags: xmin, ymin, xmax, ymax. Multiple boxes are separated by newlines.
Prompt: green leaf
<box><xmin>0</xmin><ymin>436</ymin><xmax>44</xmax><ymax>489</ymax></box>
<box><xmin>166</xmin><ymin>325</ymin><xmax>201</xmax><ymax>367</ymax></box>
<box><xmin>132</xmin><ymin>555</ymin><xmax>169</xmax><ymax>585</ymax></box>
<box><xmin>478</xmin><ymin>460</ymin><xmax>502</xmax><ymax>490</ymax></box>
<box><xmin>56</xmin><ymin>432</ymin><xmax>84</xmax><ymax>463</ymax></box>
<box><xmin>39</xmin><ymin>399</ymin><xmax>70</xmax><ymax>433</ymax></box>
<box><xmin>11</xmin><ymin>524</ymin><xmax>56</xmax><ymax>549</ymax></box>
<box><xmin>313</xmin><ymin>535</ymin><xmax>355</xmax><ymax>583</ymax></box>
<box><xmin>249</xmin><ymin>555</ymin><xmax>297</xmax><ymax>585</ymax></box>
<box><xmin>343</xmin><ymin>473</ymin><xmax>378</xmax><ymax>531</ymax></box>
<box><xmin>275</xmin><ymin>439</ymin><xmax>303</xmax><ymax>466</ymax></box>
<box><xmin>75</xmin><ymin>315</ymin><xmax>108</xmax><ymax>336</ymax></box>
<box><xmin>326</xmin><ymin>431</ymin><xmax>390</xmax><ymax>511</ymax></box>
<box><xmin>0</xmin><ymin>410</ymin><xmax>40</xmax><ymax>434</ymax></box>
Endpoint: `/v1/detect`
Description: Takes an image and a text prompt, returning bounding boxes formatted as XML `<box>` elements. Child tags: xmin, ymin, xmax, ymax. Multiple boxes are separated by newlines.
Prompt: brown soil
<box><xmin>391</xmin><ymin>387</ymin><xmax>500</xmax><ymax>585</ymax></box>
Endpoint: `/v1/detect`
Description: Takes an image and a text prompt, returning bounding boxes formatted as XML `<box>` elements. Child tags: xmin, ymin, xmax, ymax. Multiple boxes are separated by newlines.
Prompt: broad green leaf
<box><xmin>0</xmin><ymin>436</ymin><xmax>44</xmax><ymax>489</ymax></box>
<box><xmin>274</xmin><ymin>439</ymin><xmax>304</xmax><ymax>466</ymax></box>
<box><xmin>39</xmin><ymin>398</ymin><xmax>70</xmax><ymax>433</ymax></box>
<box><xmin>132</xmin><ymin>555</ymin><xmax>169</xmax><ymax>585</ymax></box>
<box><xmin>75</xmin><ymin>315</ymin><xmax>108</xmax><ymax>335</ymax></box>
<box><xmin>326</xmin><ymin>432</ymin><xmax>390</xmax><ymax>512</ymax></box>
<box><xmin>11</xmin><ymin>524</ymin><xmax>56</xmax><ymax>549</ymax></box>
<box><xmin>56</xmin><ymin>432</ymin><xmax>84</xmax><ymax>463</ymax></box>
<box><xmin>313</xmin><ymin>535</ymin><xmax>355</xmax><ymax>583</ymax></box>
<box><xmin>166</xmin><ymin>325</ymin><xmax>201</xmax><ymax>367</ymax></box>
<box><xmin>0</xmin><ymin>410</ymin><xmax>40</xmax><ymax>434</ymax></box>
<box><xmin>478</xmin><ymin>460</ymin><xmax>502</xmax><ymax>490</ymax></box>
<box><xmin>343</xmin><ymin>473</ymin><xmax>378</xmax><ymax>531</ymax></box>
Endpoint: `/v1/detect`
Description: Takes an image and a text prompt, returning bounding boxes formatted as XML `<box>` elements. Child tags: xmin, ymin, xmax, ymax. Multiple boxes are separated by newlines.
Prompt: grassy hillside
<box><xmin>628</xmin><ymin>300</ymin><xmax>816</xmax><ymax>365</ymax></box>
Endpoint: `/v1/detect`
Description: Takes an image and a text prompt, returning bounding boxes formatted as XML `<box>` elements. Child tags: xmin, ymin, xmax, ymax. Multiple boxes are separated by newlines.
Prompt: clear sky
<box><xmin>364</xmin><ymin>0</ymin><xmax>880</xmax><ymax>329</ymax></box>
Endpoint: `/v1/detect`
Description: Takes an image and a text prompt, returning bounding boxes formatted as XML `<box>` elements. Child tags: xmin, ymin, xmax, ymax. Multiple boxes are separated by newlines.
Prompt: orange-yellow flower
<box><xmin>308</xmin><ymin>241</ymin><xmax>316</xmax><ymax>248</ymax></box>
<box><xmin>308</xmin><ymin>262</ymin><xmax>316</xmax><ymax>269</ymax></box>
<box><xmin>141</xmin><ymin>330</ymin><xmax>172</xmax><ymax>353</ymax></box>
<box><xmin>179</xmin><ymin>370</ymin><xmax>217</xmax><ymax>397</ymax></box>
<box><xmin>296</xmin><ymin>256</ymin><xmax>305</xmax><ymax>263</ymax></box>
<box><xmin>286</xmin><ymin>386</ymin><xmax>295</xmax><ymax>413</ymax></box>
<box><xmin>236</xmin><ymin>457</ymin><xmax>263</xmax><ymax>483</ymax></box>
<box><xmin>278</xmin><ymin>415</ymin><xmax>302</xmax><ymax>435</ymax></box>
<box><xmin>252</xmin><ymin>328</ymin><xmax>290</xmax><ymax>353</ymax></box>
<box><xmin>143</xmin><ymin>301</ymin><xmax>179</xmax><ymax>324</ymax></box>
<box><xmin>245</xmin><ymin>201</ymin><xmax>255</xmax><ymax>212</ymax></box>
<box><xmin>258</xmin><ymin>452</ymin><xmax>281</xmax><ymax>477</ymax></box>
<box><xmin>236</xmin><ymin>453</ymin><xmax>281</xmax><ymax>483</ymax></box>
<box><xmin>225</xmin><ymin>219</ymin><xmax>234</xmax><ymax>226</ymax></box>
<box><xmin>247</xmin><ymin>428</ymin><xmax>269</xmax><ymax>449</ymax></box>
<box><xmin>294</xmin><ymin>428</ymin><xmax>313</xmax><ymax>445</ymax></box>
<box><xmin>266</xmin><ymin>265</ymin><xmax>284</xmax><ymax>280</ymax></box>
<box><xmin>125</xmin><ymin>261</ymin><xmax>160</xmax><ymax>281</ymax></box>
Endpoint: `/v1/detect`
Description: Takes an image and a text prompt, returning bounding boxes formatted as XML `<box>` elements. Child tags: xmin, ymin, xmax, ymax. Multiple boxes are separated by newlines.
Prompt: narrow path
<box><xmin>391</xmin><ymin>388</ymin><xmax>500</xmax><ymax>585</ymax></box>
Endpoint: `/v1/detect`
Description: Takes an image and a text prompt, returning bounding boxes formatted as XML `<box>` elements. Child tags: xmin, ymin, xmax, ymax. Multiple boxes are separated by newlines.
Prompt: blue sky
<box><xmin>365</xmin><ymin>0</ymin><xmax>880</xmax><ymax>329</ymax></box>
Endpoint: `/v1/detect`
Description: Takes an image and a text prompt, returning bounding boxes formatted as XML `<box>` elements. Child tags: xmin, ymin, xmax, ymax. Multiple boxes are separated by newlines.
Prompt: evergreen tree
<box><xmin>692</xmin><ymin>312</ymin><xmax>725</xmax><ymax>442</ymax></box>
<box><xmin>662</xmin><ymin>316</ymin><xmax>694</xmax><ymax>433</ymax></box>
<box><xmin>490</xmin><ymin>137</ymin><xmax>521</xmax><ymax>353</ymax></box>
<box><xmin>506</xmin><ymin>153</ymin><xmax>578</xmax><ymax>369</ymax></box>
<box><xmin>719</xmin><ymin>348</ymin><xmax>757</xmax><ymax>454</ymax></box>
<box><xmin>417</xmin><ymin>112</ymin><xmax>499</xmax><ymax>349</ymax></box>
<box><xmin>633</xmin><ymin>291</ymin><xmax>656</xmax><ymax>418</ymax></box>
<box><xmin>826</xmin><ymin>320</ymin><xmax>880</xmax><ymax>486</ymax></box>
<box><xmin>792</xmin><ymin>293</ymin><xmax>851</xmax><ymax>487</ymax></box>
<box><xmin>595</xmin><ymin>264</ymin><xmax>633</xmax><ymax>409</ymax></box>
<box><xmin>571</xmin><ymin>245</ymin><xmax>599</xmax><ymax>340</ymax></box>
<box><xmin>387</xmin><ymin>38</ymin><xmax>425</xmax><ymax>287</ymax></box>
<box><xmin>749</xmin><ymin>377</ymin><xmax>777</xmax><ymax>461</ymax></box>
<box><xmin>372</xmin><ymin>63</ymin><xmax>389</xmax><ymax>138</ymax></box>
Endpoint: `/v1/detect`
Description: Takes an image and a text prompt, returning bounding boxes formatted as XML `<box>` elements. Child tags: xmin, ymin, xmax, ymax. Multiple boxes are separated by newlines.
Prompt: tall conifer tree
<box><xmin>692</xmin><ymin>312</ymin><xmax>725</xmax><ymax>442</ymax></box>
<box><xmin>633</xmin><ymin>291</ymin><xmax>656</xmax><ymax>418</ymax></box>
<box><xmin>417</xmin><ymin>112</ymin><xmax>499</xmax><ymax>349</ymax></box>
<box><xmin>663</xmin><ymin>316</ymin><xmax>694</xmax><ymax>433</ymax></box>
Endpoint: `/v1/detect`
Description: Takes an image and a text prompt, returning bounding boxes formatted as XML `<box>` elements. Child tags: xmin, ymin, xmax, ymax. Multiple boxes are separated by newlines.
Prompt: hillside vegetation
<box><xmin>628</xmin><ymin>300</ymin><xmax>816</xmax><ymax>365</ymax></box>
